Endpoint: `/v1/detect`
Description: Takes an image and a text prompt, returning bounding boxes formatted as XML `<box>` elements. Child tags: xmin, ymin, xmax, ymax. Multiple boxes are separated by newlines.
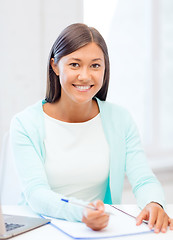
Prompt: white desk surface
<box><xmin>2</xmin><ymin>204</ymin><xmax>173</xmax><ymax>240</ymax></box>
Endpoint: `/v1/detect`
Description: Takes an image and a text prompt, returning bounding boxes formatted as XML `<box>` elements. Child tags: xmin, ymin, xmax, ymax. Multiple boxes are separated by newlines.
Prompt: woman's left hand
<box><xmin>136</xmin><ymin>202</ymin><xmax>173</xmax><ymax>233</ymax></box>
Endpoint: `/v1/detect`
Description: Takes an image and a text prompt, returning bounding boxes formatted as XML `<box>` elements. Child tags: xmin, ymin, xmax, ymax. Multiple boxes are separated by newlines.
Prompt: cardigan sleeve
<box><xmin>10</xmin><ymin>114</ymin><xmax>88</xmax><ymax>222</ymax></box>
<box><xmin>124</xmin><ymin>112</ymin><xmax>165</xmax><ymax>209</ymax></box>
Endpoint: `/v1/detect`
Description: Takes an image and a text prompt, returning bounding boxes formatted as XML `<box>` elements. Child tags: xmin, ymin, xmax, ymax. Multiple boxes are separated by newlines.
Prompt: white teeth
<box><xmin>74</xmin><ymin>85</ymin><xmax>91</xmax><ymax>90</ymax></box>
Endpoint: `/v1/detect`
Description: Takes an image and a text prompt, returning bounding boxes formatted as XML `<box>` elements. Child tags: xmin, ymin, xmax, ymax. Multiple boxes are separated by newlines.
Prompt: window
<box><xmin>84</xmin><ymin>0</ymin><xmax>173</xmax><ymax>169</ymax></box>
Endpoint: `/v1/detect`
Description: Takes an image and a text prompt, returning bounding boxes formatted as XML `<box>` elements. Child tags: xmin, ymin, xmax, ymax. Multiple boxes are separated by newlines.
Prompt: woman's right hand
<box><xmin>82</xmin><ymin>200</ymin><xmax>110</xmax><ymax>231</ymax></box>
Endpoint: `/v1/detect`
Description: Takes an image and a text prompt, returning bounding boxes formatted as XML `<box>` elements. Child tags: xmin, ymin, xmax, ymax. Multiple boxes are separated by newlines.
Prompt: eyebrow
<box><xmin>69</xmin><ymin>58</ymin><xmax>103</xmax><ymax>62</ymax></box>
<box><xmin>91</xmin><ymin>58</ymin><xmax>103</xmax><ymax>62</ymax></box>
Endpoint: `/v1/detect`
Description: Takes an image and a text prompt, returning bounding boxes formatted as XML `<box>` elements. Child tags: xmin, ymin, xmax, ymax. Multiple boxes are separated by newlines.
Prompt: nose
<box><xmin>78</xmin><ymin>67</ymin><xmax>91</xmax><ymax>81</ymax></box>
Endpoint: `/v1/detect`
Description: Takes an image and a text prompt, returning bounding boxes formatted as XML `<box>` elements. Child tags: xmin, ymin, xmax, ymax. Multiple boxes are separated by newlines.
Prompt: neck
<box><xmin>52</xmin><ymin>98</ymin><xmax>99</xmax><ymax>123</ymax></box>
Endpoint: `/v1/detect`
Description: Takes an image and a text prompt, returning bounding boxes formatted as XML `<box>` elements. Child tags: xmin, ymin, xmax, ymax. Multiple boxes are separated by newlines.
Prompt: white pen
<box><xmin>61</xmin><ymin>198</ymin><xmax>114</xmax><ymax>215</ymax></box>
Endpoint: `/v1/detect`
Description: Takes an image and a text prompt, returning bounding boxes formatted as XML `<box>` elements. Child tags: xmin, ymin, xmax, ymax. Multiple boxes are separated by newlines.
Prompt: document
<box><xmin>43</xmin><ymin>205</ymin><xmax>152</xmax><ymax>239</ymax></box>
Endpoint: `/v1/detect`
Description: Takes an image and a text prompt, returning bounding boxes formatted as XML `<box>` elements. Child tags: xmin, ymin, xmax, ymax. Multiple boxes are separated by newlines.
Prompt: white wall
<box><xmin>0</xmin><ymin>0</ymin><xmax>83</xmax><ymax>146</ymax></box>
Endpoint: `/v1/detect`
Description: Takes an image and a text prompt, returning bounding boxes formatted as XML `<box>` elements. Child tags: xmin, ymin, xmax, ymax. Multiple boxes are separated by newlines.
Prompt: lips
<box><xmin>72</xmin><ymin>84</ymin><xmax>93</xmax><ymax>91</ymax></box>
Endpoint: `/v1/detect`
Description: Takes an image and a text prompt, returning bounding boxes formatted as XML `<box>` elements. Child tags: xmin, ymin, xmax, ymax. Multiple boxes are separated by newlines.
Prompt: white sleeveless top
<box><xmin>44</xmin><ymin>113</ymin><xmax>109</xmax><ymax>202</ymax></box>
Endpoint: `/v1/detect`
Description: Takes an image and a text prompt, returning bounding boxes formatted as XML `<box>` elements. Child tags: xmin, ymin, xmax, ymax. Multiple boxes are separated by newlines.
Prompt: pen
<box><xmin>61</xmin><ymin>198</ymin><xmax>114</xmax><ymax>216</ymax></box>
<box><xmin>110</xmin><ymin>205</ymin><xmax>148</xmax><ymax>225</ymax></box>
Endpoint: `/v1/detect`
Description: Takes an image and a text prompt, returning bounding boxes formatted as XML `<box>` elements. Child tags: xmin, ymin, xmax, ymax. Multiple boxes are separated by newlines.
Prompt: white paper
<box><xmin>44</xmin><ymin>205</ymin><xmax>152</xmax><ymax>239</ymax></box>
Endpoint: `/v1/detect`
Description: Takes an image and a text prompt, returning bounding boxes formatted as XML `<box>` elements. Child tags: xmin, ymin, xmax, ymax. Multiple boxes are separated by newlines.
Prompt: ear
<box><xmin>50</xmin><ymin>58</ymin><xmax>59</xmax><ymax>76</ymax></box>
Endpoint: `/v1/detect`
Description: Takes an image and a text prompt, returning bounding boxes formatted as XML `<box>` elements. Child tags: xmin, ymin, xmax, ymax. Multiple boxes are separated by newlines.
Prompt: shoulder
<box><xmin>10</xmin><ymin>100</ymin><xmax>45</xmax><ymax>131</ymax></box>
<box><xmin>96</xmin><ymin>98</ymin><xmax>136</xmax><ymax>134</ymax></box>
<box><xmin>97</xmin><ymin>98</ymin><xmax>131</xmax><ymax>119</ymax></box>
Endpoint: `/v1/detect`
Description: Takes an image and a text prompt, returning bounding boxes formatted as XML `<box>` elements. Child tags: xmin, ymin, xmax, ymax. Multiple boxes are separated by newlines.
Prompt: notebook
<box><xmin>41</xmin><ymin>204</ymin><xmax>153</xmax><ymax>239</ymax></box>
<box><xmin>0</xmin><ymin>133</ymin><xmax>51</xmax><ymax>239</ymax></box>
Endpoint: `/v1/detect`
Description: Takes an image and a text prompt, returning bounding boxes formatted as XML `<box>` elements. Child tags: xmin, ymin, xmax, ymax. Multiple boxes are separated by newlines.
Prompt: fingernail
<box><xmin>100</xmin><ymin>206</ymin><xmax>104</xmax><ymax>210</ymax></box>
<box><xmin>98</xmin><ymin>206</ymin><xmax>104</xmax><ymax>212</ymax></box>
<box><xmin>161</xmin><ymin>228</ymin><xmax>166</xmax><ymax>233</ymax></box>
<box><xmin>136</xmin><ymin>220</ymin><xmax>140</xmax><ymax>225</ymax></box>
<box><xmin>149</xmin><ymin>224</ymin><xmax>153</xmax><ymax>229</ymax></box>
<box><xmin>154</xmin><ymin>228</ymin><xmax>159</xmax><ymax>233</ymax></box>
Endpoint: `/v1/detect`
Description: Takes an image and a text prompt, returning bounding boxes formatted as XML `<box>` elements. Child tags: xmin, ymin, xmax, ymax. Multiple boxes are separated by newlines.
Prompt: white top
<box><xmin>44</xmin><ymin>112</ymin><xmax>109</xmax><ymax>202</ymax></box>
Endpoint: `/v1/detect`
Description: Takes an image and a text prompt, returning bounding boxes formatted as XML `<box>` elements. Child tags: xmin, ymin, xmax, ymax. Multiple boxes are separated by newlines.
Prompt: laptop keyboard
<box><xmin>5</xmin><ymin>222</ymin><xmax>25</xmax><ymax>232</ymax></box>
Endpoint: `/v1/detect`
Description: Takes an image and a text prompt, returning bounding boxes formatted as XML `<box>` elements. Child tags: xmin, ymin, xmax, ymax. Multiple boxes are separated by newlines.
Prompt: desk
<box><xmin>2</xmin><ymin>205</ymin><xmax>173</xmax><ymax>240</ymax></box>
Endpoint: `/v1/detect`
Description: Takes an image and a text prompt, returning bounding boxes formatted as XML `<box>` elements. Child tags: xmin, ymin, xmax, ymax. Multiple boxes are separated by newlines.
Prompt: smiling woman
<box><xmin>49</xmin><ymin>42</ymin><xmax>105</xmax><ymax>121</ymax></box>
<box><xmin>46</xmin><ymin>23</ymin><xmax>110</xmax><ymax>103</ymax></box>
<box><xmin>10</xmin><ymin>23</ymin><xmax>173</xmax><ymax>233</ymax></box>
<box><xmin>44</xmin><ymin>43</ymin><xmax>105</xmax><ymax>123</ymax></box>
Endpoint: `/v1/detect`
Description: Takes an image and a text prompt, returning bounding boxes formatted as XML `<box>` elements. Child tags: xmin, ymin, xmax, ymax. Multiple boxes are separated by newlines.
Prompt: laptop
<box><xmin>0</xmin><ymin>133</ymin><xmax>51</xmax><ymax>239</ymax></box>
<box><xmin>0</xmin><ymin>206</ymin><xmax>50</xmax><ymax>239</ymax></box>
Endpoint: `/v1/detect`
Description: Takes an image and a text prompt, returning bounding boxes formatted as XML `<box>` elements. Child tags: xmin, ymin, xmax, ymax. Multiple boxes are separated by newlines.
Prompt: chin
<box><xmin>71</xmin><ymin>96</ymin><xmax>94</xmax><ymax>105</ymax></box>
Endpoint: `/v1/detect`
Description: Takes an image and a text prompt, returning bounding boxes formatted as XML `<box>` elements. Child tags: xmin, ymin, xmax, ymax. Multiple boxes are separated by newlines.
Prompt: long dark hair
<box><xmin>45</xmin><ymin>23</ymin><xmax>110</xmax><ymax>102</ymax></box>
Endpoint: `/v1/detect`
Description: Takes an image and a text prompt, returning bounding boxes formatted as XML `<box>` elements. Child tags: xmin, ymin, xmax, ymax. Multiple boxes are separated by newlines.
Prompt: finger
<box><xmin>84</xmin><ymin>207</ymin><xmax>109</xmax><ymax>222</ymax></box>
<box><xmin>85</xmin><ymin>209</ymin><xmax>102</xmax><ymax>220</ymax></box>
<box><xmin>83</xmin><ymin>204</ymin><xmax>95</xmax><ymax>218</ymax></box>
<box><xmin>82</xmin><ymin>214</ymin><xmax>109</xmax><ymax>231</ymax></box>
<box><xmin>99</xmin><ymin>219</ymin><xmax>109</xmax><ymax>230</ymax></box>
<box><xmin>84</xmin><ymin>218</ymin><xmax>102</xmax><ymax>231</ymax></box>
<box><xmin>169</xmin><ymin>218</ymin><xmax>173</xmax><ymax>230</ymax></box>
<box><xmin>94</xmin><ymin>200</ymin><xmax>105</xmax><ymax>212</ymax></box>
<box><xmin>84</xmin><ymin>202</ymin><xmax>103</xmax><ymax>219</ymax></box>
<box><xmin>148</xmin><ymin>207</ymin><xmax>158</xmax><ymax>230</ymax></box>
<box><xmin>92</xmin><ymin>213</ymin><xmax>109</xmax><ymax>224</ymax></box>
<box><xmin>161</xmin><ymin>215</ymin><xmax>169</xmax><ymax>233</ymax></box>
<box><xmin>136</xmin><ymin>209</ymin><xmax>149</xmax><ymax>226</ymax></box>
<box><xmin>154</xmin><ymin>210</ymin><xmax>165</xmax><ymax>233</ymax></box>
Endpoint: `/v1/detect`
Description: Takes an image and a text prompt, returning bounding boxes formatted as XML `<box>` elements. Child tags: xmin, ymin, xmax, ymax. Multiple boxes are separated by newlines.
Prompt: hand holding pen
<box><xmin>61</xmin><ymin>198</ymin><xmax>110</xmax><ymax>231</ymax></box>
<box><xmin>82</xmin><ymin>200</ymin><xmax>110</xmax><ymax>231</ymax></box>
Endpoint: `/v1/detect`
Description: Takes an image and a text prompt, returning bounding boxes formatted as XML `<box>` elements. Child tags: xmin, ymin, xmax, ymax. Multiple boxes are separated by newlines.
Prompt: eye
<box><xmin>69</xmin><ymin>63</ymin><xmax>79</xmax><ymax>68</ymax></box>
<box><xmin>91</xmin><ymin>63</ymin><xmax>101</xmax><ymax>69</ymax></box>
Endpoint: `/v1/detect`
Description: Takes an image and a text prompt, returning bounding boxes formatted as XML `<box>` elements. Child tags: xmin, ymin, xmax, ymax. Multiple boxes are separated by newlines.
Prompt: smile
<box><xmin>73</xmin><ymin>85</ymin><xmax>93</xmax><ymax>91</ymax></box>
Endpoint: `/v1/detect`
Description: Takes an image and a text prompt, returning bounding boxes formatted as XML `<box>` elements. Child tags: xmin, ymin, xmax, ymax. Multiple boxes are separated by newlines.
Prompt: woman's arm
<box><xmin>125</xmin><ymin>112</ymin><xmax>165</xmax><ymax>208</ymax></box>
<box><xmin>10</xmin><ymin>115</ymin><xmax>86</xmax><ymax>222</ymax></box>
<box><xmin>125</xmin><ymin>113</ymin><xmax>172</xmax><ymax>232</ymax></box>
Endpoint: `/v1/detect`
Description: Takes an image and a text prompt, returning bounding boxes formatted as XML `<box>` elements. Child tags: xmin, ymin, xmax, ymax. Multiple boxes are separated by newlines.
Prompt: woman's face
<box><xmin>52</xmin><ymin>42</ymin><xmax>105</xmax><ymax>105</ymax></box>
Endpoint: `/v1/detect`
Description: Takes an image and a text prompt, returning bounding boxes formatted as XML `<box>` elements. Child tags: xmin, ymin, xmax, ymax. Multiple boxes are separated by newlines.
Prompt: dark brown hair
<box><xmin>45</xmin><ymin>23</ymin><xmax>110</xmax><ymax>102</ymax></box>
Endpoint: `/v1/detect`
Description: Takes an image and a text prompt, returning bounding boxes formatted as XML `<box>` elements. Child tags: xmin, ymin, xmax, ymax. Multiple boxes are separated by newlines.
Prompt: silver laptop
<box><xmin>0</xmin><ymin>133</ymin><xmax>51</xmax><ymax>239</ymax></box>
<box><xmin>0</xmin><ymin>206</ymin><xmax>50</xmax><ymax>239</ymax></box>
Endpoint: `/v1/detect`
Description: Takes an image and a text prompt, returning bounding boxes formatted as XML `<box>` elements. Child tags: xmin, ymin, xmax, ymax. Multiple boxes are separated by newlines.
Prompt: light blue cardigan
<box><xmin>10</xmin><ymin>98</ymin><xmax>165</xmax><ymax>221</ymax></box>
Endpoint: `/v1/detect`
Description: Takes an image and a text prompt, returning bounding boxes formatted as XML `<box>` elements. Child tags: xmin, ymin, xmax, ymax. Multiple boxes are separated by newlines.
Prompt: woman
<box><xmin>10</xmin><ymin>23</ymin><xmax>173</xmax><ymax>232</ymax></box>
